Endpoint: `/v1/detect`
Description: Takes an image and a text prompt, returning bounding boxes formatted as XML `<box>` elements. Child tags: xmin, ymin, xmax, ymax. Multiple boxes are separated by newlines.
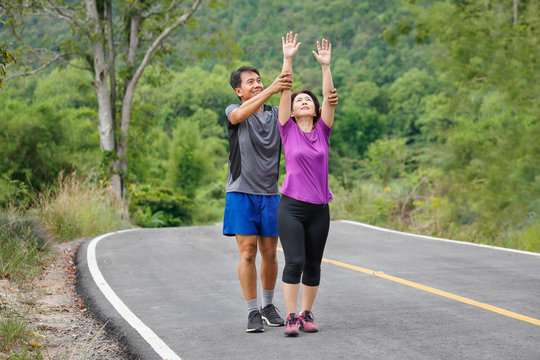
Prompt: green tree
<box><xmin>126</xmin><ymin>65</ymin><xmax>231</xmax><ymax>186</ymax></box>
<box><xmin>0</xmin><ymin>45</ymin><xmax>15</xmax><ymax>89</ymax></box>
<box><xmin>443</xmin><ymin>92</ymin><xmax>540</xmax><ymax>242</ymax></box>
<box><xmin>1</xmin><ymin>0</ymin><xmax>236</xmax><ymax>200</ymax></box>
<box><xmin>387</xmin><ymin>68</ymin><xmax>438</xmax><ymax>139</ymax></box>
<box><xmin>392</xmin><ymin>0</ymin><xmax>540</xmax><ymax>246</ymax></box>
<box><xmin>333</xmin><ymin>81</ymin><xmax>386</xmax><ymax>156</ymax></box>
<box><xmin>0</xmin><ymin>99</ymin><xmax>69</xmax><ymax>195</ymax></box>
<box><xmin>0</xmin><ymin>66</ymin><xmax>100</xmax><ymax>203</ymax></box>
<box><xmin>167</xmin><ymin>120</ymin><xmax>208</xmax><ymax>200</ymax></box>
<box><xmin>364</xmin><ymin>138</ymin><xmax>408</xmax><ymax>185</ymax></box>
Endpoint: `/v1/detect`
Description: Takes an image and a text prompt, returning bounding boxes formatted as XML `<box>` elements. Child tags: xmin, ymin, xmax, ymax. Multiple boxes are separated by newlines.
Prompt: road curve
<box><xmin>76</xmin><ymin>221</ymin><xmax>540</xmax><ymax>360</ymax></box>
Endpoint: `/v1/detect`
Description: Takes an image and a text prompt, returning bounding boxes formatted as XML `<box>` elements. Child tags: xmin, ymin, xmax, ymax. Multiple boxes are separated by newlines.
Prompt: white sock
<box><xmin>261</xmin><ymin>289</ymin><xmax>274</xmax><ymax>308</ymax></box>
<box><xmin>247</xmin><ymin>298</ymin><xmax>258</xmax><ymax>314</ymax></box>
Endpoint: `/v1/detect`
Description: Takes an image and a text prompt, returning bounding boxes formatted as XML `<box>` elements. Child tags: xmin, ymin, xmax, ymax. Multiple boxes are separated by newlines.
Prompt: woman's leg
<box><xmin>300</xmin><ymin>284</ymin><xmax>319</xmax><ymax>312</ymax></box>
<box><xmin>277</xmin><ymin>196</ymin><xmax>306</xmax><ymax>315</ymax></box>
<box><xmin>301</xmin><ymin>205</ymin><xmax>330</xmax><ymax>312</ymax></box>
<box><xmin>283</xmin><ymin>282</ymin><xmax>301</xmax><ymax>315</ymax></box>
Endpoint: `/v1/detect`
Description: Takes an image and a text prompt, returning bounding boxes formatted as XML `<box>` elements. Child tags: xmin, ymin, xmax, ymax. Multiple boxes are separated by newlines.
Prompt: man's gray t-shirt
<box><xmin>225</xmin><ymin>104</ymin><xmax>280</xmax><ymax>195</ymax></box>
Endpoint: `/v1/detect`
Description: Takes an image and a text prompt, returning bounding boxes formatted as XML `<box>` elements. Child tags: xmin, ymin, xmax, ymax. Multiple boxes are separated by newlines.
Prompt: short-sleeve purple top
<box><xmin>278</xmin><ymin>118</ymin><xmax>333</xmax><ymax>204</ymax></box>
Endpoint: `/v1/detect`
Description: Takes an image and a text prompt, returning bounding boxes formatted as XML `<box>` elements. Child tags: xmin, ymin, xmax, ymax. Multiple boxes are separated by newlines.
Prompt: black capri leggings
<box><xmin>277</xmin><ymin>194</ymin><xmax>330</xmax><ymax>287</ymax></box>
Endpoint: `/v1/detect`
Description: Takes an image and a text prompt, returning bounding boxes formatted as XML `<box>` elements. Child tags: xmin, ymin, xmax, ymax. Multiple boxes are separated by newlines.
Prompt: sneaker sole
<box><xmin>246</xmin><ymin>328</ymin><xmax>264</xmax><ymax>333</ymax></box>
<box><xmin>261</xmin><ymin>316</ymin><xmax>285</xmax><ymax>327</ymax></box>
<box><xmin>300</xmin><ymin>327</ymin><xmax>318</xmax><ymax>333</ymax></box>
<box><xmin>284</xmin><ymin>330</ymin><xmax>299</xmax><ymax>337</ymax></box>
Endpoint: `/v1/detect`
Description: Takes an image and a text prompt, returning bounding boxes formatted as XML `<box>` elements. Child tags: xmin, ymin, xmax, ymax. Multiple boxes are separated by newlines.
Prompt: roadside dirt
<box><xmin>0</xmin><ymin>239</ymin><xmax>132</xmax><ymax>359</ymax></box>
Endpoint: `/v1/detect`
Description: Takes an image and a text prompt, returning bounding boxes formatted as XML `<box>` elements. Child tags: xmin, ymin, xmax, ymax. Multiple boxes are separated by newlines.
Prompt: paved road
<box><xmin>76</xmin><ymin>221</ymin><xmax>540</xmax><ymax>360</ymax></box>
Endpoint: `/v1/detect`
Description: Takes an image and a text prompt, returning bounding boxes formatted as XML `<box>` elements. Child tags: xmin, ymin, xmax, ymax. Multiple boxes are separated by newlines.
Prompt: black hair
<box><xmin>291</xmin><ymin>89</ymin><xmax>321</xmax><ymax>124</ymax></box>
<box><xmin>229</xmin><ymin>66</ymin><xmax>261</xmax><ymax>90</ymax></box>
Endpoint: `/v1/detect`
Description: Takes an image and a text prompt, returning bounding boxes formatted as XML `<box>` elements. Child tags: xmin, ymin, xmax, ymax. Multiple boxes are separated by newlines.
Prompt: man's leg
<box><xmin>236</xmin><ymin>234</ymin><xmax>264</xmax><ymax>332</ymax></box>
<box><xmin>236</xmin><ymin>234</ymin><xmax>259</xmax><ymax>302</ymax></box>
<box><xmin>258</xmin><ymin>235</ymin><xmax>278</xmax><ymax>292</ymax></box>
<box><xmin>258</xmin><ymin>235</ymin><xmax>285</xmax><ymax>326</ymax></box>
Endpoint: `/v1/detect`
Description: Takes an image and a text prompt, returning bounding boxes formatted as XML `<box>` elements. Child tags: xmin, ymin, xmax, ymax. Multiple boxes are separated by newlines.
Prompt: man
<box><xmin>224</xmin><ymin>66</ymin><xmax>338</xmax><ymax>333</ymax></box>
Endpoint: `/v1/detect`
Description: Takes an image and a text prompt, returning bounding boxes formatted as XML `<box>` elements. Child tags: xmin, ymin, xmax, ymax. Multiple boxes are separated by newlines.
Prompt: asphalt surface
<box><xmin>76</xmin><ymin>221</ymin><xmax>540</xmax><ymax>360</ymax></box>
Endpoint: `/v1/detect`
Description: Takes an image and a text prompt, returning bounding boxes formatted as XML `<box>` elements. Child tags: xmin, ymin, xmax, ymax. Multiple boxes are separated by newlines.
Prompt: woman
<box><xmin>277</xmin><ymin>31</ymin><xmax>336</xmax><ymax>337</ymax></box>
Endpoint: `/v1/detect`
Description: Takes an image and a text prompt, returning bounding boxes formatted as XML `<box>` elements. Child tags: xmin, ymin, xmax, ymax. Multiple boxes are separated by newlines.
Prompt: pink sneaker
<box><xmin>299</xmin><ymin>311</ymin><xmax>319</xmax><ymax>332</ymax></box>
<box><xmin>284</xmin><ymin>313</ymin><xmax>300</xmax><ymax>336</ymax></box>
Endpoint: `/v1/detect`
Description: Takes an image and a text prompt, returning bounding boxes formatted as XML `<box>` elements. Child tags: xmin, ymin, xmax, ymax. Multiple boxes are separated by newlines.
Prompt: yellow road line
<box><xmin>277</xmin><ymin>248</ymin><xmax>540</xmax><ymax>327</ymax></box>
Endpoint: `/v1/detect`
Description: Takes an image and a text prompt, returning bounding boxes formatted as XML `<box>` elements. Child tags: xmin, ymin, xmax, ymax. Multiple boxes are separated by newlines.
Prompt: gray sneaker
<box><xmin>260</xmin><ymin>304</ymin><xmax>285</xmax><ymax>327</ymax></box>
<box><xmin>246</xmin><ymin>310</ymin><xmax>264</xmax><ymax>333</ymax></box>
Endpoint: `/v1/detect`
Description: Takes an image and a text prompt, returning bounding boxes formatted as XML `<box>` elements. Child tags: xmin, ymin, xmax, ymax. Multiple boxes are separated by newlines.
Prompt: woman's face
<box><xmin>291</xmin><ymin>93</ymin><xmax>316</xmax><ymax>119</ymax></box>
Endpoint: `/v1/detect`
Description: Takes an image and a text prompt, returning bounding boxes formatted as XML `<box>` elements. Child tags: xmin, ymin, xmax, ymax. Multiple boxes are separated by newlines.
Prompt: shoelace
<box><xmin>266</xmin><ymin>305</ymin><xmax>282</xmax><ymax>319</ymax></box>
<box><xmin>302</xmin><ymin>311</ymin><xmax>314</xmax><ymax>323</ymax></box>
<box><xmin>249</xmin><ymin>311</ymin><xmax>261</xmax><ymax>321</ymax></box>
<box><xmin>287</xmin><ymin>316</ymin><xmax>298</xmax><ymax>326</ymax></box>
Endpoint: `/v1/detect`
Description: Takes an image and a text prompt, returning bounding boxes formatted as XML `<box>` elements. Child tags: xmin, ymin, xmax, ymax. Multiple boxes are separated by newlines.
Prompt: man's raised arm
<box><xmin>230</xmin><ymin>72</ymin><xmax>293</xmax><ymax>125</ymax></box>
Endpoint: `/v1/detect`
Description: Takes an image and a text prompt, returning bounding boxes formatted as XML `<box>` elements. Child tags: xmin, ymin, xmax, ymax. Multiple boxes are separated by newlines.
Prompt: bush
<box><xmin>0</xmin><ymin>211</ymin><xmax>50</xmax><ymax>281</ymax></box>
<box><xmin>191</xmin><ymin>181</ymin><xmax>225</xmax><ymax>225</ymax></box>
<box><xmin>128</xmin><ymin>185</ymin><xmax>193</xmax><ymax>227</ymax></box>
<box><xmin>0</xmin><ymin>176</ymin><xmax>31</xmax><ymax>207</ymax></box>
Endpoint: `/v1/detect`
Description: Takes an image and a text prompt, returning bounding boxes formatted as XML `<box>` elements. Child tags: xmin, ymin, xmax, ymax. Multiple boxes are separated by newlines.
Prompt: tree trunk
<box><xmin>513</xmin><ymin>0</ymin><xmax>519</xmax><ymax>26</ymax></box>
<box><xmin>116</xmin><ymin>80</ymin><xmax>136</xmax><ymax>200</ymax></box>
<box><xmin>84</xmin><ymin>0</ymin><xmax>121</xmax><ymax>200</ymax></box>
<box><xmin>110</xmin><ymin>1</ymin><xmax>143</xmax><ymax>201</ymax></box>
<box><xmin>106</xmin><ymin>0</ymin><xmax>116</xmax><ymax>126</ymax></box>
<box><xmin>95</xmin><ymin>0</ymin><xmax>202</xmax><ymax>201</ymax></box>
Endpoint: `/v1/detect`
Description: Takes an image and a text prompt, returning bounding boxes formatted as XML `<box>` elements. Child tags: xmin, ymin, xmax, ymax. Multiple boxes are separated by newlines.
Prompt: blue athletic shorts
<box><xmin>223</xmin><ymin>192</ymin><xmax>280</xmax><ymax>237</ymax></box>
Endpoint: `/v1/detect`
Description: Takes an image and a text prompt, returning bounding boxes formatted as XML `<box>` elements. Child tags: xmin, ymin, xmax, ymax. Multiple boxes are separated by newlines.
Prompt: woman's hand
<box><xmin>282</xmin><ymin>31</ymin><xmax>301</xmax><ymax>59</ymax></box>
<box><xmin>312</xmin><ymin>38</ymin><xmax>331</xmax><ymax>66</ymax></box>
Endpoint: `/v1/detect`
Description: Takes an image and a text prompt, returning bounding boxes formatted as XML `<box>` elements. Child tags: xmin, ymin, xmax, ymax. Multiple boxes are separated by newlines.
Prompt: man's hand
<box><xmin>270</xmin><ymin>72</ymin><xmax>293</xmax><ymax>94</ymax></box>
<box><xmin>328</xmin><ymin>88</ymin><xmax>339</xmax><ymax>107</ymax></box>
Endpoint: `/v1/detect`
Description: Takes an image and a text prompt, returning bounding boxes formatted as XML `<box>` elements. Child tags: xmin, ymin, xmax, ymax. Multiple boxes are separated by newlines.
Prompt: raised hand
<box><xmin>312</xmin><ymin>38</ymin><xmax>331</xmax><ymax>66</ymax></box>
<box><xmin>282</xmin><ymin>31</ymin><xmax>301</xmax><ymax>59</ymax></box>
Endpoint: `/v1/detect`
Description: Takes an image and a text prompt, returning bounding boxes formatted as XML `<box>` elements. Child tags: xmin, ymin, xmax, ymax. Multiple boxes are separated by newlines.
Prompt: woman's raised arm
<box><xmin>312</xmin><ymin>39</ymin><xmax>335</xmax><ymax>128</ymax></box>
<box><xmin>279</xmin><ymin>31</ymin><xmax>301</xmax><ymax>126</ymax></box>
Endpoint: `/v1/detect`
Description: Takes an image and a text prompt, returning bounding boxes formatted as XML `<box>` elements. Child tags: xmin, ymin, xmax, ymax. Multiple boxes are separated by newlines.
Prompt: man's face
<box><xmin>235</xmin><ymin>71</ymin><xmax>263</xmax><ymax>102</ymax></box>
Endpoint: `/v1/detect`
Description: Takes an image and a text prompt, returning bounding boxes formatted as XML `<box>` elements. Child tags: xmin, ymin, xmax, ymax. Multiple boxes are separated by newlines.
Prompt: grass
<box><xmin>0</xmin><ymin>317</ymin><xmax>29</xmax><ymax>352</ymax></box>
<box><xmin>0</xmin><ymin>298</ymin><xmax>44</xmax><ymax>359</ymax></box>
<box><xmin>31</xmin><ymin>173</ymin><xmax>131</xmax><ymax>241</ymax></box>
<box><xmin>0</xmin><ymin>214</ymin><xmax>51</xmax><ymax>281</ymax></box>
<box><xmin>1</xmin><ymin>173</ymin><xmax>132</xmax><ymax>358</ymax></box>
<box><xmin>330</xmin><ymin>177</ymin><xmax>540</xmax><ymax>253</ymax></box>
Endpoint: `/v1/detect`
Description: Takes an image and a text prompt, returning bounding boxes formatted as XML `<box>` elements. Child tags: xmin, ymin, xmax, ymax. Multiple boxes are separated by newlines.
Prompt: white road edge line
<box><xmin>339</xmin><ymin>220</ymin><xmax>540</xmax><ymax>257</ymax></box>
<box><xmin>87</xmin><ymin>230</ymin><xmax>181</xmax><ymax>360</ymax></box>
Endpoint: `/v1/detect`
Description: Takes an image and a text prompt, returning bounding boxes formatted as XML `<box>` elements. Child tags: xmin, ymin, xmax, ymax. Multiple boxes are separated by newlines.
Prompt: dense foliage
<box><xmin>0</xmin><ymin>44</ymin><xmax>15</xmax><ymax>88</ymax></box>
<box><xmin>1</xmin><ymin>0</ymin><xmax>538</xmax><ymax>251</ymax></box>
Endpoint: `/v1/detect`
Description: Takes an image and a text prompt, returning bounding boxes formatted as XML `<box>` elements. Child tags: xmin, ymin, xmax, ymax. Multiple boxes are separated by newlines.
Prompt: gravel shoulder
<box><xmin>0</xmin><ymin>238</ymin><xmax>131</xmax><ymax>359</ymax></box>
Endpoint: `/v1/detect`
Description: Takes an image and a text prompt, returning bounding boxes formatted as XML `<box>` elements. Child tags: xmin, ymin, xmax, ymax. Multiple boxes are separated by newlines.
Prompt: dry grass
<box><xmin>31</xmin><ymin>173</ymin><xmax>131</xmax><ymax>242</ymax></box>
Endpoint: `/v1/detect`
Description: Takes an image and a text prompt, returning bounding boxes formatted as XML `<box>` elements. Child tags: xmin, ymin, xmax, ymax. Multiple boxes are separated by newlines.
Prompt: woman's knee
<box><xmin>302</xmin><ymin>263</ymin><xmax>321</xmax><ymax>287</ymax></box>
<box><xmin>282</xmin><ymin>256</ymin><xmax>304</xmax><ymax>284</ymax></box>
<box><xmin>282</xmin><ymin>263</ymin><xmax>303</xmax><ymax>284</ymax></box>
